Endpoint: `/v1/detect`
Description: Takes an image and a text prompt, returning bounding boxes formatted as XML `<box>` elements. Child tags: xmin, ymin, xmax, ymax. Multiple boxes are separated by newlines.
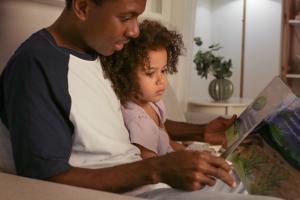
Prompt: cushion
<box><xmin>0</xmin><ymin>121</ymin><xmax>16</xmax><ymax>174</ymax></box>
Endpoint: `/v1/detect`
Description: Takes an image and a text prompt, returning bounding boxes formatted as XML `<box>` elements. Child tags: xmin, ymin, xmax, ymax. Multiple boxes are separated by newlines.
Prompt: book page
<box><xmin>229</xmin><ymin>100</ymin><xmax>300</xmax><ymax>200</ymax></box>
<box><xmin>230</xmin><ymin>133</ymin><xmax>300</xmax><ymax>200</ymax></box>
<box><xmin>223</xmin><ymin>77</ymin><xmax>300</xmax><ymax>200</ymax></box>
<box><xmin>222</xmin><ymin>77</ymin><xmax>295</xmax><ymax>158</ymax></box>
<box><xmin>265</xmin><ymin>98</ymin><xmax>300</xmax><ymax>170</ymax></box>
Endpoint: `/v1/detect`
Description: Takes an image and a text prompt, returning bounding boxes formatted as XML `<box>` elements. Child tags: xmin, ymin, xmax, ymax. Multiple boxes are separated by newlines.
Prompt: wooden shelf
<box><xmin>286</xmin><ymin>74</ymin><xmax>300</xmax><ymax>79</ymax></box>
<box><xmin>282</xmin><ymin>1</ymin><xmax>300</xmax><ymax>93</ymax></box>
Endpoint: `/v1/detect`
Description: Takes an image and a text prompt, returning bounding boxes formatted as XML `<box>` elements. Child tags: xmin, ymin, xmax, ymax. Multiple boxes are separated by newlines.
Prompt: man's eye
<box><xmin>119</xmin><ymin>16</ymin><xmax>131</xmax><ymax>22</ymax></box>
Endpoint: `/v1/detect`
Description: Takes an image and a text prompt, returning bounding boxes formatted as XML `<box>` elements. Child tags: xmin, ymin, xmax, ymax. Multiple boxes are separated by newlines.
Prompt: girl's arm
<box><xmin>169</xmin><ymin>140</ymin><xmax>186</xmax><ymax>151</ymax></box>
<box><xmin>134</xmin><ymin>143</ymin><xmax>158</xmax><ymax>159</ymax></box>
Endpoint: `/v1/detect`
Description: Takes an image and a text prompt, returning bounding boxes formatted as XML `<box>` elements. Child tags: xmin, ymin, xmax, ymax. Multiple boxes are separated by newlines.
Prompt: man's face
<box><xmin>81</xmin><ymin>0</ymin><xmax>146</xmax><ymax>56</ymax></box>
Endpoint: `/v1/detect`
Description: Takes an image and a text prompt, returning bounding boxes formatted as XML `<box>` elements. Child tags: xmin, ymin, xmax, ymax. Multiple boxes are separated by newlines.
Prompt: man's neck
<box><xmin>47</xmin><ymin>9</ymin><xmax>89</xmax><ymax>54</ymax></box>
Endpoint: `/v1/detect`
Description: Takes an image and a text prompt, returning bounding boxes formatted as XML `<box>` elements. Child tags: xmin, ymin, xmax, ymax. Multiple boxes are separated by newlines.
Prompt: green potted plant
<box><xmin>193</xmin><ymin>37</ymin><xmax>234</xmax><ymax>101</ymax></box>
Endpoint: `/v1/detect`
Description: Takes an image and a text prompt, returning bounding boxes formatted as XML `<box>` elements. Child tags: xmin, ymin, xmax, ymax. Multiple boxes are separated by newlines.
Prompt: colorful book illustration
<box><xmin>223</xmin><ymin>77</ymin><xmax>300</xmax><ymax>200</ymax></box>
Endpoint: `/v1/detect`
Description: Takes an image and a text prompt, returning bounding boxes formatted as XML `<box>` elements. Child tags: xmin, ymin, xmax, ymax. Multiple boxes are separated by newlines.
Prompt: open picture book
<box><xmin>222</xmin><ymin>76</ymin><xmax>300</xmax><ymax>200</ymax></box>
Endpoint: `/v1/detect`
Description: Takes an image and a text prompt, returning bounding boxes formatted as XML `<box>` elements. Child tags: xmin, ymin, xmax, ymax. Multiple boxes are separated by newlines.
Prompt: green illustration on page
<box><xmin>223</xmin><ymin>77</ymin><xmax>300</xmax><ymax>200</ymax></box>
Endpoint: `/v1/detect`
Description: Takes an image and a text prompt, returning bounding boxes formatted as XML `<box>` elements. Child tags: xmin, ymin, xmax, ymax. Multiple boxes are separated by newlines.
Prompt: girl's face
<box><xmin>135</xmin><ymin>48</ymin><xmax>168</xmax><ymax>103</ymax></box>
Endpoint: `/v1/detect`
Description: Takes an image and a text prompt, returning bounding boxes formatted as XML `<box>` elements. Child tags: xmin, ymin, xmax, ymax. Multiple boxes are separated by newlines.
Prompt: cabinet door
<box><xmin>282</xmin><ymin>0</ymin><xmax>300</xmax><ymax>96</ymax></box>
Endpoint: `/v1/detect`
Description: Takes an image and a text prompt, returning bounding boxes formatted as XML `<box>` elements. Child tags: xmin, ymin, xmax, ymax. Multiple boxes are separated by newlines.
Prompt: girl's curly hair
<box><xmin>100</xmin><ymin>20</ymin><xmax>184</xmax><ymax>105</ymax></box>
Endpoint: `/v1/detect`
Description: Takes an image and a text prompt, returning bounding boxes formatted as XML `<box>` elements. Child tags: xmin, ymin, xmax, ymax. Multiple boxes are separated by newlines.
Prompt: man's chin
<box><xmin>99</xmin><ymin>49</ymin><xmax>115</xmax><ymax>56</ymax></box>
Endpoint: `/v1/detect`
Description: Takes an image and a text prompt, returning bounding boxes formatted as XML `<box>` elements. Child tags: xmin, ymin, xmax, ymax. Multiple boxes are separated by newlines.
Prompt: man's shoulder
<box><xmin>13</xmin><ymin>29</ymin><xmax>67</xmax><ymax>62</ymax></box>
<box><xmin>4</xmin><ymin>29</ymin><xmax>70</xmax><ymax>76</ymax></box>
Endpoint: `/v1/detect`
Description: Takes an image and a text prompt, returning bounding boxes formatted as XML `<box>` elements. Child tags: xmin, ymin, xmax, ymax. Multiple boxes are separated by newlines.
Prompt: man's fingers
<box><xmin>197</xmin><ymin>152</ymin><xmax>231</xmax><ymax>169</ymax></box>
<box><xmin>215</xmin><ymin>167</ymin><xmax>236</xmax><ymax>188</ymax></box>
<box><xmin>208</xmin><ymin>114</ymin><xmax>237</xmax><ymax>132</ymax></box>
<box><xmin>221</xmin><ymin>114</ymin><xmax>237</xmax><ymax>126</ymax></box>
<box><xmin>202</xmin><ymin>164</ymin><xmax>235</xmax><ymax>188</ymax></box>
<box><xmin>229</xmin><ymin>114</ymin><xmax>237</xmax><ymax>124</ymax></box>
<box><xmin>197</xmin><ymin>162</ymin><xmax>235</xmax><ymax>188</ymax></box>
<box><xmin>195</xmin><ymin>153</ymin><xmax>235</xmax><ymax>188</ymax></box>
<box><xmin>196</xmin><ymin>151</ymin><xmax>231</xmax><ymax>172</ymax></box>
<box><xmin>195</xmin><ymin>173</ymin><xmax>216</xmax><ymax>187</ymax></box>
<box><xmin>221</xmin><ymin>137</ymin><xmax>227</xmax><ymax>148</ymax></box>
<box><xmin>200</xmin><ymin>161</ymin><xmax>230</xmax><ymax>177</ymax></box>
<box><xmin>208</xmin><ymin>155</ymin><xmax>231</xmax><ymax>172</ymax></box>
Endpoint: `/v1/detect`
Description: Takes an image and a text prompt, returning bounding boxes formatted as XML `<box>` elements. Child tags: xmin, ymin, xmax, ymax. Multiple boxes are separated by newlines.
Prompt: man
<box><xmin>0</xmin><ymin>0</ymin><xmax>280</xmax><ymax>199</ymax></box>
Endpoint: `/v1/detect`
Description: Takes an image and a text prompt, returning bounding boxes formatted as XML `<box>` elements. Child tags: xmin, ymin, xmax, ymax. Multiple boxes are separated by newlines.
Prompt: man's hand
<box><xmin>204</xmin><ymin>115</ymin><xmax>237</xmax><ymax>146</ymax></box>
<box><xmin>154</xmin><ymin>150</ymin><xmax>236</xmax><ymax>191</ymax></box>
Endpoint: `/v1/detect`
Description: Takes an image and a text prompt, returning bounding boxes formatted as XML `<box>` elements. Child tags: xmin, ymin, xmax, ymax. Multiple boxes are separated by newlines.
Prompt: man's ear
<box><xmin>72</xmin><ymin>0</ymin><xmax>89</xmax><ymax>21</ymax></box>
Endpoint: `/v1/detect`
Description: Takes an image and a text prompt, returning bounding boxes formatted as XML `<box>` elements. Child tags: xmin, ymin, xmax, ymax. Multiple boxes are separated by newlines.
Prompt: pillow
<box><xmin>0</xmin><ymin>121</ymin><xmax>16</xmax><ymax>174</ymax></box>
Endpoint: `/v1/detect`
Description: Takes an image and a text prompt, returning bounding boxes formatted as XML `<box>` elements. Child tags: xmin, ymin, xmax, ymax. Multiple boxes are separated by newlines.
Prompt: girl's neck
<box><xmin>132</xmin><ymin>99</ymin><xmax>161</xmax><ymax>127</ymax></box>
<box><xmin>131</xmin><ymin>98</ymin><xmax>151</xmax><ymax>110</ymax></box>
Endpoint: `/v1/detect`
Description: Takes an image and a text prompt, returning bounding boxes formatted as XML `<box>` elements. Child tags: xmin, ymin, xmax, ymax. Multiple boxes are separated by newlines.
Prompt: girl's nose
<box><xmin>156</xmin><ymin>74</ymin><xmax>166</xmax><ymax>85</ymax></box>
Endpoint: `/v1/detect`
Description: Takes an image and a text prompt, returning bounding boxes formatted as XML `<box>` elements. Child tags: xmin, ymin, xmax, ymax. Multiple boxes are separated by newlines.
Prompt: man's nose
<box><xmin>126</xmin><ymin>19</ymin><xmax>140</xmax><ymax>38</ymax></box>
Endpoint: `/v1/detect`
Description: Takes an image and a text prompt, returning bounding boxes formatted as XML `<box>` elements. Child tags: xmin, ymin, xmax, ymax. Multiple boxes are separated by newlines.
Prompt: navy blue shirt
<box><xmin>0</xmin><ymin>29</ymin><xmax>94</xmax><ymax>179</ymax></box>
<box><xmin>0</xmin><ymin>29</ymin><xmax>141</xmax><ymax>180</ymax></box>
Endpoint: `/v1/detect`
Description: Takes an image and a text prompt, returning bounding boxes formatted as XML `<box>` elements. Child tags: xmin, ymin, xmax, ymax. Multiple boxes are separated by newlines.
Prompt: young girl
<box><xmin>101</xmin><ymin>20</ymin><xmax>186</xmax><ymax>159</ymax></box>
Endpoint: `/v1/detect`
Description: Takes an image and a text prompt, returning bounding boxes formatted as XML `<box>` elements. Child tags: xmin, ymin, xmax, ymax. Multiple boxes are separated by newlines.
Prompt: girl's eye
<box><xmin>162</xmin><ymin>67</ymin><xmax>168</xmax><ymax>74</ymax></box>
<box><xmin>145</xmin><ymin>72</ymin><xmax>155</xmax><ymax>77</ymax></box>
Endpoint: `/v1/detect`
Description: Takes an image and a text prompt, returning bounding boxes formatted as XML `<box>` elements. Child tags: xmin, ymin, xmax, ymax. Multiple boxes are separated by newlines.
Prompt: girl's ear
<box><xmin>72</xmin><ymin>0</ymin><xmax>89</xmax><ymax>21</ymax></box>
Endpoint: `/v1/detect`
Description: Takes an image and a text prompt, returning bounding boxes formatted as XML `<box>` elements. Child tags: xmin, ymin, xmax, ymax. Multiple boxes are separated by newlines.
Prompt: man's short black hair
<box><xmin>65</xmin><ymin>0</ymin><xmax>103</xmax><ymax>9</ymax></box>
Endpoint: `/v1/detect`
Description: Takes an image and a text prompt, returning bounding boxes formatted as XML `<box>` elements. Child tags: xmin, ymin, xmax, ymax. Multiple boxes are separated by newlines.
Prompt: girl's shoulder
<box><xmin>121</xmin><ymin>101</ymin><xmax>147</xmax><ymax>125</ymax></box>
<box><xmin>151</xmin><ymin>100</ymin><xmax>166</xmax><ymax>123</ymax></box>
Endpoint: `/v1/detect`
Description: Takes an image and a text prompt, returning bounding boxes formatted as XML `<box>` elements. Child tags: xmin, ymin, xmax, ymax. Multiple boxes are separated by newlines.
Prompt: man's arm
<box><xmin>49</xmin><ymin>160</ymin><xmax>157</xmax><ymax>193</ymax></box>
<box><xmin>165</xmin><ymin>115</ymin><xmax>236</xmax><ymax>146</ymax></box>
<box><xmin>49</xmin><ymin>150</ymin><xmax>236</xmax><ymax>193</ymax></box>
<box><xmin>165</xmin><ymin>120</ymin><xmax>205</xmax><ymax>141</ymax></box>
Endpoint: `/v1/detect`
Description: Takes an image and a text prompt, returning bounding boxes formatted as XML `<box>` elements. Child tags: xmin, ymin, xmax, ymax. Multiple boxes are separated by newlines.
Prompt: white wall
<box><xmin>190</xmin><ymin>0</ymin><xmax>243</xmax><ymax>100</ymax></box>
<box><xmin>211</xmin><ymin>0</ymin><xmax>244</xmax><ymax>98</ymax></box>
<box><xmin>243</xmin><ymin>0</ymin><xmax>282</xmax><ymax>98</ymax></box>
<box><xmin>190</xmin><ymin>0</ymin><xmax>282</xmax><ymax>101</ymax></box>
<box><xmin>189</xmin><ymin>0</ymin><xmax>213</xmax><ymax>100</ymax></box>
<box><xmin>0</xmin><ymin>0</ymin><xmax>63</xmax><ymax>72</ymax></box>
